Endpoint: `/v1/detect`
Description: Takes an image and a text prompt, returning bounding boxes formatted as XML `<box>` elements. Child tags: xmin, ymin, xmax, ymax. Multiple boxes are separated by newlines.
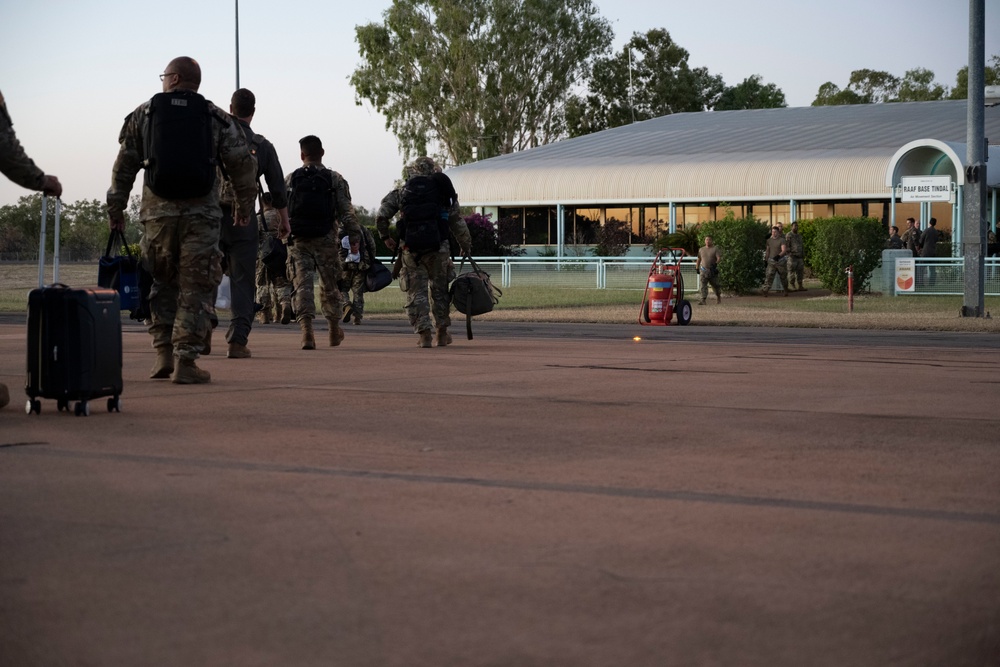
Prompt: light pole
<box><xmin>235</xmin><ymin>0</ymin><xmax>241</xmax><ymax>89</ymax></box>
<box><xmin>961</xmin><ymin>0</ymin><xmax>986</xmax><ymax>317</ymax></box>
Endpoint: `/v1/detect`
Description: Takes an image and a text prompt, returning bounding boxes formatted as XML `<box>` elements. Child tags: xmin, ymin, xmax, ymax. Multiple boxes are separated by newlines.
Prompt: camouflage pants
<box><xmin>400</xmin><ymin>247</ymin><xmax>451</xmax><ymax>333</ymax></box>
<box><xmin>763</xmin><ymin>259</ymin><xmax>789</xmax><ymax>293</ymax></box>
<box><xmin>341</xmin><ymin>264</ymin><xmax>366</xmax><ymax>320</ymax></box>
<box><xmin>787</xmin><ymin>255</ymin><xmax>804</xmax><ymax>289</ymax></box>
<box><xmin>255</xmin><ymin>236</ymin><xmax>291</xmax><ymax>315</ymax></box>
<box><xmin>288</xmin><ymin>233</ymin><xmax>343</xmax><ymax>322</ymax></box>
<box><xmin>141</xmin><ymin>214</ymin><xmax>222</xmax><ymax>361</ymax></box>
<box><xmin>699</xmin><ymin>267</ymin><xmax>720</xmax><ymax>301</ymax></box>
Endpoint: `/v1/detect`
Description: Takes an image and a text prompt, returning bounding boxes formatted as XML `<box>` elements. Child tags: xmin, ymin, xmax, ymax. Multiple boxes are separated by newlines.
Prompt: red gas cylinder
<box><xmin>646</xmin><ymin>270</ymin><xmax>675</xmax><ymax>323</ymax></box>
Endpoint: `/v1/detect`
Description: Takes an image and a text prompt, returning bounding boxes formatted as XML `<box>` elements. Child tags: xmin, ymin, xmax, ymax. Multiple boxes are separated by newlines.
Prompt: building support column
<box><xmin>669</xmin><ymin>203</ymin><xmax>677</xmax><ymax>234</ymax></box>
<box><xmin>556</xmin><ymin>204</ymin><xmax>565</xmax><ymax>257</ymax></box>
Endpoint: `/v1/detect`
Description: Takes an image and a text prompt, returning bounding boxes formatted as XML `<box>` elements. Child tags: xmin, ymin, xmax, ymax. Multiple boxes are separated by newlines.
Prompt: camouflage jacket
<box><xmin>107</xmin><ymin>91</ymin><xmax>257</xmax><ymax>222</ymax></box>
<box><xmin>785</xmin><ymin>231</ymin><xmax>804</xmax><ymax>257</ymax></box>
<box><xmin>375</xmin><ymin>186</ymin><xmax>470</xmax><ymax>254</ymax></box>
<box><xmin>0</xmin><ymin>90</ymin><xmax>47</xmax><ymax>192</ymax></box>
<box><xmin>284</xmin><ymin>161</ymin><xmax>362</xmax><ymax>244</ymax></box>
<box><xmin>219</xmin><ymin>118</ymin><xmax>288</xmax><ymax>211</ymax></box>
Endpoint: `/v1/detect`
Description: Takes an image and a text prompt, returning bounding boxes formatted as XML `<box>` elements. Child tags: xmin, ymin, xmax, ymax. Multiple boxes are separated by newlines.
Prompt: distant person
<box><xmin>216</xmin><ymin>88</ymin><xmax>291</xmax><ymax>359</ymax></box>
<box><xmin>107</xmin><ymin>56</ymin><xmax>258</xmax><ymax>384</ymax></box>
<box><xmin>886</xmin><ymin>225</ymin><xmax>903</xmax><ymax>249</ymax></box>
<box><xmin>284</xmin><ymin>134</ymin><xmax>362</xmax><ymax>350</ymax></box>
<box><xmin>376</xmin><ymin>157</ymin><xmax>471</xmax><ymax>347</ymax></box>
<box><xmin>339</xmin><ymin>225</ymin><xmax>377</xmax><ymax>325</ymax></box>
<box><xmin>695</xmin><ymin>235</ymin><xmax>722</xmax><ymax>305</ymax></box>
<box><xmin>256</xmin><ymin>192</ymin><xmax>292</xmax><ymax>324</ymax></box>
<box><xmin>0</xmin><ymin>89</ymin><xmax>63</xmax><ymax>410</ymax></box>
<box><xmin>919</xmin><ymin>217</ymin><xmax>941</xmax><ymax>286</ymax></box>
<box><xmin>785</xmin><ymin>221</ymin><xmax>806</xmax><ymax>291</ymax></box>
<box><xmin>901</xmin><ymin>217</ymin><xmax>921</xmax><ymax>257</ymax></box>
<box><xmin>761</xmin><ymin>225</ymin><xmax>789</xmax><ymax>296</ymax></box>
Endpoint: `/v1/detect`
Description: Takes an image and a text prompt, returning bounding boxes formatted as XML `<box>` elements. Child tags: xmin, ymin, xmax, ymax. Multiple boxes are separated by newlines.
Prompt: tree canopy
<box><xmin>715</xmin><ymin>75</ymin><xmax>787</xmax><ymax>111</ymax></box>
<box><xmin>351</xmin><ymin>0</ymin><xmax>613</xmax><ymax>165</ymax></box>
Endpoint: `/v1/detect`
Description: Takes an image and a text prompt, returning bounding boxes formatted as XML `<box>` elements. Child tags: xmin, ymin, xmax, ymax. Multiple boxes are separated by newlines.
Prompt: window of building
<box><xmin>570</xmin><ymin>208</ymin><xmax>600</xmax><ymax>245</ymax></box>
<box><xmin>524</xmin><ymin>207</ymin><xmax>549</xmax><ymax>245</ymax></box>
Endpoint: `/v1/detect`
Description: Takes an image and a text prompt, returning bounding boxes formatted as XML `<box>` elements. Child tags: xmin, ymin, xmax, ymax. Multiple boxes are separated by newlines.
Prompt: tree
<box><xmin>949</xmin><ymin>54</ymin><xmax>1000</xmax><ymax>99</ymax></box>
<box><xmin>351</xmin><ymin>0</ymin><xmax>613</xmax><ymax>165</ymax></box>
<box><xmin>896</xmin><ymin>67</ymin><xmax>948</xmax><ymax>102</ymax></box>
<box><xmin>565</xmin><ymin>29</ymin><xmax>723</xmax><ymax>137</ymax></box>
<box><xmin>812</xmin><ymin>69</ymin><xmax>899</xmax><ymax>106</ymax></box>
<box><xmin>715</xmin><ymin>75</ymin><xmax>787</xmax><ymax>111</ymax></box>
<box><xmin>61</xmin><ymin>199</ymin><xmax>110</xmax><ymax>260</ymax></box>
<box><xmin>812</xmin><ymin>82</ymin><xmax>867</xmax><ymax>106</ymax></box>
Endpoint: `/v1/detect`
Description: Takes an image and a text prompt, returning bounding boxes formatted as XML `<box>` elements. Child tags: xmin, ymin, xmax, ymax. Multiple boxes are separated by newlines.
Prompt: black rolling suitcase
<box><xmin>25</xmin><ymin>197</ymin><xmax>123</xmax><ymax>416</ymax></box>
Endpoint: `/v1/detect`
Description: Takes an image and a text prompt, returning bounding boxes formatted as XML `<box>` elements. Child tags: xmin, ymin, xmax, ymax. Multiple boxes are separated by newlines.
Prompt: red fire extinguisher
<box><xmin>646</xmin><ymin>271</ymin><xmax>675</xmax><ymax>323</ymax></box>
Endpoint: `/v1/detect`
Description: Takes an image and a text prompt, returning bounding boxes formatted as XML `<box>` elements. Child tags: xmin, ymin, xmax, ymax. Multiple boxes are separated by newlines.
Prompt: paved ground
<box><xmin>1</xmin><ymin>318</ymin><xmax>998</xmax><ymax>666</ymax></box>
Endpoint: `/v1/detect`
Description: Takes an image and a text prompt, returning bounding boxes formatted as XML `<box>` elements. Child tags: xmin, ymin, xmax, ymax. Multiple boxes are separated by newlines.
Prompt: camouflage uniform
<box><xmin>340</xmin><ymin>226</ymin><xmax>376</xmax><ymax>323</ymax></box>
<box><xmin>375</xmin><ymin>161</ymin><xmax>471</xmax><ymax>343</ymax></box>
<box><xmin>284</xmin><ymin>162</ymin><xmax>361</xmax><ymax>327</ymax></box>
<box><xmin>784</xmin><ymin>228</ymin><xmax>805</xmax><ymax>291</ymax></box>
<box><xmin>696</xmin><ymin>243</ymin><xmax>722</xmax><ymax>304</ymax></box>
<box><xmin>107</xmin><ymin>92</ymin><xmax>257</xmax><ymax>364</ymax></box>
<box><xmin>255</xmin><ymin>205</ymin><xmax>291</xmax><ymax>319</ymax></box>
<box><xmin>762</xmin><ymin>234</ymin><xmax>789</xmax><ymax>295</ymax></box>
<box><xmin>0</xmin><ymin>90</ymin><xmax>47</xmax><ymax>190</ymax></box>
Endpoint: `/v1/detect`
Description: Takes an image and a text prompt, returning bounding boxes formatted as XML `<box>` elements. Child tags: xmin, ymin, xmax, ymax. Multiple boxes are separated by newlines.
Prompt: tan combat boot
<box><xmin>300</xmin><ymin>318</ymin><xmax>315</xmax><ymax>350</ymax></box>
<box><xmin>417</xmin><ymin>330</ymin><xmax>433</xmax><ymax>348</ymax></box>
<box><xmin>256</xmin><ymin>309</ymin><xmax>272</xmax><ymax>325</ymax></box>
<box><xmin>436</xmin><ymin>327</ymin><xmax>452</xmax><ymax>347</ymax></box>
<box><xmin>227</xmin><ymin>342</ymin><xmax>252</xmax><ymax>359</ymax></box>
<box><xmin>149</xmin><ymin>346</ymin><xmax>174</xmax><ymax>379</ymax></box>
<box><xmin>171</xmin><ymin>358</ymin><xmax>211</xmax><ymax>385</ymax></box>
<box><xmin>280</xmin><ymin>303</ymin><xmax>293</xmax><ymax>325</ymax></box>
<box><xmin>203</xmin><ymin>327</ymin><xmax>213</xmax><ymax>355</ymax></box>
<box><xmin>328</xmin><ymin>320</ymin><xmax>345</xmax><ymax>347</ymax></box>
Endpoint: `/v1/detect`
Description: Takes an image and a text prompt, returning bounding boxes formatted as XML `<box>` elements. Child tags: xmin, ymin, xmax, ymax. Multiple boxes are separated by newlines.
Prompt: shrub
<box><xmin>699</xmin><ymin>210</ymin><xmax>770</xmax><ymax>295</ymax></box>
<box><xmin>654</xmin><ymin>223</ymin><xmax>701</xmax><ymax>256</ymax></box>
<box><xmin>590</xmin><ymin>219</ymin><xmax>631</xmax><ymax>257</ymax></box>
<box><xmin>810</xmin><ymin>216</ymin><xmax>885</xmax><ymax>293</ymax></box>
<box><xmin>463</xmin><ymin>212</ymin><xmax>525</xmax><ymax>257</ymax></box>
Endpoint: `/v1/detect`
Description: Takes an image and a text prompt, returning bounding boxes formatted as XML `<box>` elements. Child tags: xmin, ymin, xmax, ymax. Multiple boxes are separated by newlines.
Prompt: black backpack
<box><xmin>287</xmin><ymin>166</ymin><xmax>334</xmax><ymax>238</ymax></box>
<box><xmin>400</xmin><ymin>175</ymin><xmax>445</xmax><ymax>252</ymax></box>
<box><xmin>143</xmin><ymin>92</ymin><xmax>217</xmax><ymax>199</ymax></box>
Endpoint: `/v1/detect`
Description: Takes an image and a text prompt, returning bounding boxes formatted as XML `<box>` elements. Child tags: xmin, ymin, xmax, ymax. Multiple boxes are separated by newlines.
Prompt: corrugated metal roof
<box><xmin>447</xmin><ymin>100</ymin><xmax>1000</xmax><ymax>206</ymax></box>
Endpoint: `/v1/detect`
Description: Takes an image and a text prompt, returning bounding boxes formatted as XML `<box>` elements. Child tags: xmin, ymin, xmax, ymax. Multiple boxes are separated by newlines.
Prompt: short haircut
<box><xmin>890</xmin><ymin>226</ymin><xmax>899</xmax><ymax>233</ymax></box>
<box><xmin>299</xmin><ymin>135</ymin><xmax>323</xmax><ymax>160</ymax></box>
<box><xmin>772</xmin><ymin>226</ymin><xmax>781</xmax><ymax>232</ymax></box>
<box><xmin>929</xmin><ymin>217</ymin><xmax>937</xmax><ymax>226</ymax></box>
<box><xmin>906</xmin><ymin>217</ymin><xmax>916</xmax><ymax>224</ymax></box>
<box><xmin>231</xmin><ymin>88</ymin><xmax>255</xmax><ymax>117</ymax></box>
<box><xmin>170</xmin><ymin>56</ymin><xmax>201</xmax><ymax>88</ymax></box>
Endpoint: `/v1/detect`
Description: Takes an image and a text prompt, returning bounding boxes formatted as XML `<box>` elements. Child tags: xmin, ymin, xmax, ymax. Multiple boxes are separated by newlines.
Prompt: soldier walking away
<box><xmin>762</xmin><ymin>225</ymin><xmax>789</xmax><ymax>296</ymax></box>
<box><xmin>339</xmin><ymin>225</ymin><xmax>377</xmax><ymax>325</ymax></box>
<box><xmin>785</xmin><ymin>221</ymin><xmax>806</xmax><ymax>291</ymax></box>
<box><xmin>376</xmin><ymin>157</ymin><xmax>472</xmax><ymax>348</ymax></box>
<box><xmin>256</xmin><ymin>192</ymin><xmax>292</xmax><ymax>324</ymax></box>
<box><xmin>695</xmin><ymin>236</ymin><xmax>723</xmax><ymax>305</ymax></box>
<box><xmin>107</xmin><ymin>56</ymin><xmax>258</xmax><ymax>384</ymax></box>
<box><xmin>284</xmin><ymin>135</ymin><xmax>362</xmax><ymax>350</ymax></box>
<box><xmin>216</xmin><ymin>88</ymin><xmax>291</xmax><ymax>359</ymax></box>
<box><xmin>0</xmin><ymin>89</ymin><xmax>63</xmax><ymax>409</ymax></box>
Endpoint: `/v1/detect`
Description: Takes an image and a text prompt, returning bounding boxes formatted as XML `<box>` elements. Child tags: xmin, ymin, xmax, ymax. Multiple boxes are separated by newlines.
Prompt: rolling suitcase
<box><xmin>25</xmin><ymin>197</ymin><xmax>123</xmax><ymax>416</ymax></box>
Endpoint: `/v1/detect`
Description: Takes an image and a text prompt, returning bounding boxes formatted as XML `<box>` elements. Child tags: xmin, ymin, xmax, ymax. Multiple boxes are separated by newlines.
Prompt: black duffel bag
<box><xmin>449</xmin><ymin>255</ymin><xmax>501</xmax><ymax>340</ymax></box>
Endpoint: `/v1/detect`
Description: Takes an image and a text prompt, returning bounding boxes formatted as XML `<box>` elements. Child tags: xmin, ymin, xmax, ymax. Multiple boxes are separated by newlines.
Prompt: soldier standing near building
<box><xmin>919</xmin><ymin>217</ymin><xmax>941</xmax><ymax>286</ymax></box>
<box><xmin>376</xmin><ymin>157</ymin><xmax>471</xmax><ymax>348</ymax></box>
<box><xmin>886</xmin><ymin>225</ymin><xmax>903</xmax><ymax>249</ymax></box>
<box><xmin>107</xmin><ymin>56</ymin><xmax>258</xmax><ymax>384</ymax></box>
<box><xmin>785</xmin><ymin>221</ymin><xmax>806</xmax><ymax>291</ymax></box>
<box><xmin>901</xmin><ymin>217</ymin><xmax>920</xmax><ymax>256</ymax></box>
<box><xmin>695</xmin><ymin>235</ymin><xmax>722</xmax><ymax>305</ymax></box>
<box><xmin>762</xmin><ymin>225</ymin><xmax>789</xmax><ymax>296</ymax></box>
<box><xmin>284</xmin><ymin>135</ymin><xmax>362</xmax><ymax>350</ymax></box>
<box><xmin>0</xmin><ymin>89</ymin><xmax>63</xmax><ymax>409</ymax></box>
<box><xmin>216</xmin><ymin>88</ymin><xmax>290</xmax><ymax>358</ymax></box>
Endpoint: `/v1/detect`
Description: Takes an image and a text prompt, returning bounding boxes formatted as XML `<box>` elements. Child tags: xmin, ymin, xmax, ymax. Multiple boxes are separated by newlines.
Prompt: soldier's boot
<box><xmin>436</xmin><ymin>326</ymin><xmax>452</xmax><ymax>347</ymax></box>
<box><xmin>0</xmin><ymin>382</ymin><xmax>9</xmax><ymax>410</ymax></box>
<box><xmin>280</xmin><ymin>303</ymin><xmax>293</xmax><ymax>325</ymax></box>
<box><xmin>149</xmin><ymin>346</ymin><xmax>175</xmax><ymax>379</ymax></box>
<box><xmin>417</xmin><ymin>330</ymin><xmax>433</xmax><ymax>348</ymax></box>
<box><xmin>353</xmin><ymin>315</ymin><xmax>362</xmax><ymax>325</ymax></box>
<box><xmin>256</xmin><ymin>309</ymin><xmax>272</xmax><ymax>325</ymax></box>
<box><xmin>716</xmin><ymin>294</ymin><xmax>722</xmax><ymax>304</ymax></box>
<box><xmin>698</xmin><ymin>298</ymin><xmax>707</xmax><ymax>305</ymax></box>
<box><xmin>171</xmin><ymin>358</ymin><xmax>211</xmax><ymax>385</ymax></box>
<box><xmin>300</xmin><ymin>318</ymin><xmax>316</xmax><ymax>350</ymax></box>
<box><xmin>328</xmin><ymin>319</ymin><xmax>345</xmax><ymax>347</ymax></box>
<box><xmin>227</xmin><ymin>342</ymin><xmax>252</xmax><ymax>359</ymax></box>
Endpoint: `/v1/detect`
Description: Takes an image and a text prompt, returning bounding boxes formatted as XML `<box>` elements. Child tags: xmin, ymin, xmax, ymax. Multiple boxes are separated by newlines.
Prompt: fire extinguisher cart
<box><xmin>638</xmin><ymin>248</ymin><xmax>693</xmax><ymax>326</ymax></box>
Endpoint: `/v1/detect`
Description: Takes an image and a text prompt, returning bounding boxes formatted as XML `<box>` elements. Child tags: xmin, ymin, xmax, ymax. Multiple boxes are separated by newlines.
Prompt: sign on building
<box><xmin>899</xmin><ymin>176</ymin><xmax>951</xmax><ymax>202</ymax></box>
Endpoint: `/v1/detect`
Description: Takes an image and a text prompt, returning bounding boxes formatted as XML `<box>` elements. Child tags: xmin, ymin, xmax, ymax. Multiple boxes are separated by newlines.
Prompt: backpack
<box><xmin>399</xmin><ymin>175</ymin><xmax>446</xmax><ymax>252</ymax></box>
<box><xmin>143</xmin><ymin>92</ymin><xmax>217</xmax><ymax>199</ymax></box>
<box><xmin>287</xmin><ymin>166</ymin><xmax>334</xmax><ymax>238</ymax></box>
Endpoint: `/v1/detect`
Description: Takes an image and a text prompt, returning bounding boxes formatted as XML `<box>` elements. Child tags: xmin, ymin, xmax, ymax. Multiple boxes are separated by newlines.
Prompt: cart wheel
<box><xmin>26</xmin><ymin>399</ymin><xmax>41</xmax><ymax>415</ymax></box>
<box><xmin>641</xmin><ymin>301</ymin><xmax>651</xmax><ymax>323</ymax></box>
<box><xmin>107</xmin><ymin>396</ymin><xmax>122</xmax><ymax>413</ymax></box>
<box><xmin>74</xmin><ymin>401</ymin><xmax>90</xmax><ymax>417</ymax></box>
<box><xmin>676</xmin><ymin>300</ymin><xmax>693</xmax><ymax>325</ymax></box>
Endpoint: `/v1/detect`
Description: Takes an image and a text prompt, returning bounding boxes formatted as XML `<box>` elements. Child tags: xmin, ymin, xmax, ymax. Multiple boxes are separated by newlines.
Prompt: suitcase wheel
<box><xmin>25</xmin><ymin>399</ymin><xmax>41</xmax><ymax>415</ymax></box>
<box><xmin>107</xmin><ymin>396</ymin><xmax>122</xmax><ymax>413</ymax></box>
<box><xmin>74</xmin><ymin>401</ymin><xmax>90</xmax><ymax>417</ymax></box>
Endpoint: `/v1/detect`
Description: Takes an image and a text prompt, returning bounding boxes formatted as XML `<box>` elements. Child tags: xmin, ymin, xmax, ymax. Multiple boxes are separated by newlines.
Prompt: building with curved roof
<box><xmin>446</xmin><ymin>100</ymin><xmax>1000</xmax><ymax>254</ymax></box>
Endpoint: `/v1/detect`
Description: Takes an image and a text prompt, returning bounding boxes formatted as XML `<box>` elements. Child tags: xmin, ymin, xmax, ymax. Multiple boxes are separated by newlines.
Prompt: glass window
<box><xmin>499</xmin><ymin>207</ymin><xmax>524</xmax><ymax>244</ymax></box>
<box><xmin>524</xmin><ymin>207</ymin><xmax>548</xmax><ymax>245</ymax></box>
<box><xmin>570</xmin><ymin>208</ymin><xmax>600</xmax><ymax>245</ymax></box>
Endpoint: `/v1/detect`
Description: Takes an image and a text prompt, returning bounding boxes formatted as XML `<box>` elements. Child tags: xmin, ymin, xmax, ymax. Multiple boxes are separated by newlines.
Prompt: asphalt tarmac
<box><xmin>1</xmin><ymin>318</ymin><xmax>998</xmax><ymax>666</ymax></box>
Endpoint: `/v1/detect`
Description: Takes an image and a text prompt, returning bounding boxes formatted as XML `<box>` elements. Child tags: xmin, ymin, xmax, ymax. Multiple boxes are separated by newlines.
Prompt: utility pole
<box><xmin>235</xmin><ymin>0</ymin><xmax>241</xmax><ymax>89</ymax></box>
<box><xmin>628</xmin><ymin>48</ymin><xmax>636</xmax><ymax>123</ymax></box>
<box><xmin>961</xmin><ymin>0</ymin><xmax>987</xmax><ymax>317</ymax></box>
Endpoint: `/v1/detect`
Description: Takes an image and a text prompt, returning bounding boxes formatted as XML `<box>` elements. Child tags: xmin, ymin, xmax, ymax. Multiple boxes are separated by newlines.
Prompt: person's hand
<box><xmin>108</xmin><ymin>210</ymin><xmax>125</xmax><ymax>232</ymax></box>
<box><xmin>277</xmin><ymin>208</ymin><xmax>290</xmax><ymax>240</ymax></box>
<box><xmin>384</xmin><ymin>237</ymin><xmax>397</xmax><ymax>252</ymax></box>
<box><xmin>235</xmin><ymin>214</ymin><xmax>249</xmax><ymax>227</ymax></box>
<box><xmin>41</xmin><ymin>175</ymin><xmax>62</xmax><ymax>198</ymax></box>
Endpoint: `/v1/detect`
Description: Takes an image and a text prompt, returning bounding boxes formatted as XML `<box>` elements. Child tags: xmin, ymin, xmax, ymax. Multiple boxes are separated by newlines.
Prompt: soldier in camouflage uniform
<box><xmin>784</xmin><ymin>221</ymin><xmax>806</xmax><ymax>291</ymax></box>
<box><xmin>255</xmin><ymin>192</ymin><xmax>292</xmax><ymax>324</ymax></box>
<box><xmin>376</xmin><ymin>157</ymin><xmax>471</xmax><ymax>347</ymax></box>
<box><xmin>0</xmin><ymin>89</ymin><xmax>63</xmax><ymax>409</ymax></box>
<box><xmin>761</xmin><ymin>225</ymin><xmax>789</xmax><ymax>296</ymax></box>
<box><xmin>284</xmin><ymin>135</ymin><xmax>362</xmax><ymax>350</ymax></box>
<box><xmin>695</xmin><ymin>236</ymin><xmax>722</xmax><ymax>305</ymax></box>
<box><xmin>339</xmin><ymin>225</ymin><xmax>377</xmax><ymax>325</ymax></box>
<box><xmin>900</xmin><ymin>217</ymin><xmax>921</xmax><ymax>257</ymax></box>
<box><xmin>107</xmin><ymin>57</ymin><xmax>258</xmax><ymax>384</ymax></box>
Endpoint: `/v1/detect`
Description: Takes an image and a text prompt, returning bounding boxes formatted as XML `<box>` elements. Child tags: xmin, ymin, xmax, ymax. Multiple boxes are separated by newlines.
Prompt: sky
<box><xmin>1</xmin><ymin>0</ymin><xmax>997</xmax><ymax>212</ymax></box>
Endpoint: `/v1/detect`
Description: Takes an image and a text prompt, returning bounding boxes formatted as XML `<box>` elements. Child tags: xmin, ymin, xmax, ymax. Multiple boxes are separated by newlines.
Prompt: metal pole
<box><xmin>962</xmin><ymin>0</ymin><xmax>986</xmax><ymax>317</ymax></box>
<box><xmin>235</xmin><ymin>0</ymin><xmax>240</xmax><ymax>89</ymax></box>
<box><xmin>38</xmin><ymin>196</ymin><xmax>47</xmax><ymax>287</ymax></box>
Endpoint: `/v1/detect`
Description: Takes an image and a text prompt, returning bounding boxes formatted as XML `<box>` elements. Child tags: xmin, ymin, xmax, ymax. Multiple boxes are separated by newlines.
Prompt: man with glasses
<box><xmin>107</xmin><ymin>56</ymin><xmax>257</xmax><ymax>385</ymax></box>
